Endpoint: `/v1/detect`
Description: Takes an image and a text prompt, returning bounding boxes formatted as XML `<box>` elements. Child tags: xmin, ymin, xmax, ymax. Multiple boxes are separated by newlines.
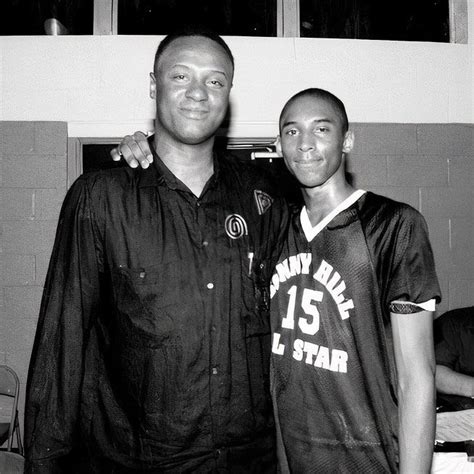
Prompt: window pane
<box><xmin>118</xmin><ymin>0</ymin><xmax>277</xmax><ymax>36</ymax></box>
<box><xmin>1</xmin><ymin>0</ymin><xmax>93</xmax><ymax>35</ymax></box>
<box><xmin>300</xmin><ymin>0</ymin><xmax>449</xmax><ymax>42</ymax></box>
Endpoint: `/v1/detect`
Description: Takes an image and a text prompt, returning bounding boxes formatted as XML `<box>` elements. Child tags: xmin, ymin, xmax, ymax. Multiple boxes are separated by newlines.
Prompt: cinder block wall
<box><xmin>0</xmin><ymin>121</ymin><xmax>68</xmax><ymax>447</ymax></box>
<box><xmin>1</xmin><ymin>121</ymin><xmax>473</xmax><ymax>448</ymax></box>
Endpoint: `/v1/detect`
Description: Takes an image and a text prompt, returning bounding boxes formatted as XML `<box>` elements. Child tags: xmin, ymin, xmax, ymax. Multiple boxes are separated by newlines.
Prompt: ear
<box><xmin>275</xmin><ymin>136</ymin><xmax>283</xmax><ymax>157</ymax></box>
<box><xmin>342</xmin><ymin>130</ymin><xmax>354</xmax><ymax>153</ymax></box>
<box><xmin>149</xmin><ymin>73</ymin><xmax>156</xmax><ymax>99</ymax></box>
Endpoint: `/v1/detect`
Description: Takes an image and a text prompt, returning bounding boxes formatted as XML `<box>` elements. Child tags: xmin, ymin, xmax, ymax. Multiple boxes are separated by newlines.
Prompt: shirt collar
<box><xmin>138</xmin><ymin>138</ymin><xmax>220</xmax><ymax>191</ymax></box>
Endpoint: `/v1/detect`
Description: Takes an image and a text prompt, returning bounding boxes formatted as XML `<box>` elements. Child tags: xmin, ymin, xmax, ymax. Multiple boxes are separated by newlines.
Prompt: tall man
<box><xmin>115</xmin><ymin>88</ymin><xmax>441</xmax><ymax>473</ymax></box>
<box><xmin>25</xmin><ymin>29</ymin><xmax>288</xmax><ymax>472</ymax></box>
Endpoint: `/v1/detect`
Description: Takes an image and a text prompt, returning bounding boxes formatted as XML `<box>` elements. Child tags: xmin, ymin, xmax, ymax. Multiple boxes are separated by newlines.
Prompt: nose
<box><xmin>298</xmin><ymin>132</ymin><xmax>315</xmax><ymax>152</ymax></box>
<box><xmin>185</xmin><ymin>79</ymin><xmax>208</xmax><ymax>101</ymax></box>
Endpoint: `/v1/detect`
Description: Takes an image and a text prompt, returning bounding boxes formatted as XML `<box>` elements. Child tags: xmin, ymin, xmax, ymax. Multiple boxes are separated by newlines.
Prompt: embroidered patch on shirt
<box><xmin>254</xmin><ymin>190</ymin><xmax>273</xmax><ymax>215</ymax></box>
<box><xmin>225</xmin><ymin>214</ymin><xmax>248</xmax><ymax>239</ymax></box>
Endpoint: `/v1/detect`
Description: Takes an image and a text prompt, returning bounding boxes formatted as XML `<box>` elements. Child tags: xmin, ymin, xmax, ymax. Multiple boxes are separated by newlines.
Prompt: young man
<box><xmin>110</xmin><ymin>90</ymin><xmax>441</xmax><ymax>471</ymax></box>
<box><xmin>271</xmin><ymin>88</ymin><xmax>440</xmax><ymax>473</ymax></box>
<box><xmin>25</xmin><ymin>29</ymin><xmax>288</xmax><ymax>472</ymax></box>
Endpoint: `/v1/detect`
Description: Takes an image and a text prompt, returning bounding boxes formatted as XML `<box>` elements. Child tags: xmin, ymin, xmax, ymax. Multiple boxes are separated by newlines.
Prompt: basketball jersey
<box><xmin>270</xmin><ymin>190</ymin><xmax>441</xmax><ymax>473</ymax></box>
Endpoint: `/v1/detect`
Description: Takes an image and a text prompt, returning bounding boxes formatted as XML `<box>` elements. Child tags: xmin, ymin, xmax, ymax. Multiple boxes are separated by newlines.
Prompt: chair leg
<box><xmin>16</xmin><ymin>418</ymin><xmax>24</xmax><ymax>456</ymax></box>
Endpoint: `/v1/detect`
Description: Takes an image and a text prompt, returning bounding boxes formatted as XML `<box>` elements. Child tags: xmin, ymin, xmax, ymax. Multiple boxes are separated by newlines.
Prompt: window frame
<box><xmin>93</xmin><ymin>0</ymin><xmax>467</xmax><ymax>43</ymax></box>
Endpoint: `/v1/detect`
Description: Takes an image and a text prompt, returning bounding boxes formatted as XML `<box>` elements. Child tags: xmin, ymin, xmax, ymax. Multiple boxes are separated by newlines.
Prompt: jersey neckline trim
<box><xmin>300</xmin><ymin>189</ymin><xmax>366</xmax><ymax>242</ymax></box>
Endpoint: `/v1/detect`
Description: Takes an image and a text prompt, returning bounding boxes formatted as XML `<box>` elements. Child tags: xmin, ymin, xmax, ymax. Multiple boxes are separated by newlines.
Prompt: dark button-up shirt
<box><xmin>25</xmin><ymin>150</ymin><xmax>288</xmax><ymax>473</ymax></box>
<box><xmin>435</xmin><ymin>307</ymin><xmax>474</xmax><ymax>376</ymax></box>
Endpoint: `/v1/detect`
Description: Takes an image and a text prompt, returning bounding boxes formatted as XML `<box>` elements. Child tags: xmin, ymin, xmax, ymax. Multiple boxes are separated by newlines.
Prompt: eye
<box><xmin>285</xmin><ymin>129</ymin><xmax>298</xmax><ymax>136</ymax></box>
<box><xmin>208</xmin><ymin>79</ymin><xmax>225</xmax><ymax>88</ymax></box>
<box><xmin>315</xmin><ymin>126</ymin><xmax>329</xmax><ymax>133</ymax></box>
<box><xmin>173</xmin><ymin>74</ymin><xmax>187</xmax><ymax>81</ymax></box>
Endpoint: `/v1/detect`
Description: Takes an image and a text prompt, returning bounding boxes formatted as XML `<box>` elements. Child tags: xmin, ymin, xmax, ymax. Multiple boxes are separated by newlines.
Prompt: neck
<box><xmin>302</xmin><ymin>180</ymin><xmax>355</xmax><ymax>227</ymax></box>
<box><xmin>154</xmin><ymin>133</ymin><xmax>215</xmax><ymax>197</ymax></box>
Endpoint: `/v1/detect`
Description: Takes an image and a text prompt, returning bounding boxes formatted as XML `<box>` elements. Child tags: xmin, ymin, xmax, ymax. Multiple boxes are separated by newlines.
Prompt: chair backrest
<box><xmin>0</xmin><ymin>365</ymin><xmax>20</xmax><ymax>451</ymax></box>
<box><xmin>0</xmin><ymin>365</ymin><xmax>20</xmax><ymax>397</ymax></box>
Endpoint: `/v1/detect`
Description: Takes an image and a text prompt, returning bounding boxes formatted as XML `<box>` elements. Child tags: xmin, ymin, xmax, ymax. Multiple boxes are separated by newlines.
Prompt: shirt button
<box><xmin>207</xmin><ymin>283</ymin><xmax>214</xmax><ymax>289</ymax></box>
<box><xmin>212</xmin><ymin>367</ymin><xmax>218</xmax><ymax>375</ymax></box>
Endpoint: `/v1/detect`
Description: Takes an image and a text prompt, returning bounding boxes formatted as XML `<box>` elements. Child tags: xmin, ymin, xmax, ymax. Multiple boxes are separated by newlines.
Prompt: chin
<box><xmin>179</xmin><ymin>133</ymin><xmax>215</xmax><ymax>145</ymax></box>
<box><xmin>180</xmin><ymin>125</ymin><xmax>221</xmax><ymax>144</ymax></box>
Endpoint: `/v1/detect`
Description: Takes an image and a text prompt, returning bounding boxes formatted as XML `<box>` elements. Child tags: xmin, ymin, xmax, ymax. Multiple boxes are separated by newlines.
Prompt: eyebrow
<box><xmin>169</xmin><ymin>64</ymin><xmax>230</xmax><ymax>78</ymax></box>
<box><xmin>281</xmin><ymin>118</ymin><xmax>334</xmax><ymax>128</ymax></box>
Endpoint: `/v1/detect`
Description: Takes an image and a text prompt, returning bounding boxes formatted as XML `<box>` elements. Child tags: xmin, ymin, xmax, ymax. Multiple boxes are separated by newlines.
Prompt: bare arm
<box><xmin>110</xmin><ymin>131</ymin><xmax>154</xmax><ymax>168</ymax></box>
<box><xmin>436</xmin><ymin>364</ymin><xmax>474</xmax><ymax>398</ymax></box>
<box><xmin>391</xmin><ymin>310</ymin><xmax>436</xmax><ymax>474</ymax></box>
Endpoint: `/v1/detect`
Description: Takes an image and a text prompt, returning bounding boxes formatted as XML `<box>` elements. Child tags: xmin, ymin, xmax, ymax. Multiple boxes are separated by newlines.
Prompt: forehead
<box><xmin>281</xmin><ymin>95</ymin><xmax>342</xmax><ymax>126</ymax></box>
<box><xmin>157</xmin><ymin>36</ymin><xmax>233</xmax><ymax>74</ymax></box>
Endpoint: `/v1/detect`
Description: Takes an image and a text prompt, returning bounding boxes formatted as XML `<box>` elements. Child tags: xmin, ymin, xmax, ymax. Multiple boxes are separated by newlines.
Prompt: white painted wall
<box><xmin>1</xmin><ymin>4</ymin><xmax>472</xmax><ymax>137</ymax></box>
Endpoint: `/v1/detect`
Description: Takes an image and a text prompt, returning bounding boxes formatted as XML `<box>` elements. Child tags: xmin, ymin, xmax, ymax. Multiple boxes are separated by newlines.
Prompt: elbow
<box><xmin>398</xmin><ymin>362</ymin><xmax>435</xmax><ymax>401</ymax></box>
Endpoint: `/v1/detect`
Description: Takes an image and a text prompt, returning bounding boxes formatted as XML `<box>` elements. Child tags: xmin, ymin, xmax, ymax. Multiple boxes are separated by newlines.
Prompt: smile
<box><xmin>295</xmin><ymin>157</ymin><xmax>323</xmax><ymax>165</ymax></box>
<box><xmin>179</xmin><ymin>108</ymin><xmax>209</xmax><ymax>119</ymax></box>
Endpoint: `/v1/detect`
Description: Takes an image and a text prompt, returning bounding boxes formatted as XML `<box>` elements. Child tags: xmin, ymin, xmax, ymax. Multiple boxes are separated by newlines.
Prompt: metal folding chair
<box><xmin>0</xmin><ymin>365</ymin><xmax>23</xmax><ymax>455</ymax></box>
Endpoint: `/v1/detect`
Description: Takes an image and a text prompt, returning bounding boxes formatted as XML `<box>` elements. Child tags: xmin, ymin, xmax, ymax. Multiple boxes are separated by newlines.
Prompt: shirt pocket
<box><xmin>243</xmin><ymin>258</ymin><xmax>271</xmax><ymax>338</ymax></box>
<box><xmin>110</xmin><ymin>265</ymin><xmax>176</xmax><ymax>348</ymax></box>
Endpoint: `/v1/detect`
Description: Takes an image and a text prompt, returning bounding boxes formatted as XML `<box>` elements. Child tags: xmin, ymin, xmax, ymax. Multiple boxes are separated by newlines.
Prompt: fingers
<box><xmin>109</xmin><ymin>131</ymin><xmax>154</xmax><ymax>169</ymax></box>
<box><xmin>120</xmin><ymin>135</ymin><xmax>141</xmax><ymax>168</ymax></box>
<box><xmin>133</xmin><ymin>131</ymin><xmax>154</xmax><ymax>169</ymax></box>
<box><xmin>110</xmin><ymin>147</ymin><xmax>123</xmax><ymax>162</ymax></box>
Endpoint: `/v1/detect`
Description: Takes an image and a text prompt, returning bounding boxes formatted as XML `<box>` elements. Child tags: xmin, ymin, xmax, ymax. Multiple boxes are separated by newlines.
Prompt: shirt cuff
<box><xmin>389</xmin><ymin>299</ymin><xmax>436</xmax><ymax>313</ymax></box>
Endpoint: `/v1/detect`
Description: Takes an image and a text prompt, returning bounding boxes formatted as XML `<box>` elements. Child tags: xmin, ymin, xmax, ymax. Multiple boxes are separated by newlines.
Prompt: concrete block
<box><xmin>1</xmin><ymin>254</ymin><xmax>35</xmax><ymax>285</ymax></box>
<box><xmin>417</xmin><ymin>124</ymin><xmax>474</xmax><ymax>156</ymax></box>
<box><xmin>34</xmin><ymin>188</ymin><xmax>67</xmax><ymax>220</ymax></box>
<box><xmin>1</xmin><ymin>188</ymin><xmax>34</xmax><ymax>219</ymax></box>
<box><xmin>387</xmin><ymin>155</ymin><xmax>448</xmax><ymax>186</ymax></box>
<box><xmin>2</xmin><ymin>154</ymin><xmax>67</xmax><ymax>188</ymax></box>
<box><xmin>35</xmin><ymin>122</ymin><xmax>68</xmax><ymax>155</ymax></box>
<box><xmin>35</xmin><ymin>251</ymin><xmax>53</xmax><ymax>286</ymax></box>
<box><xmin>420</xmin><ymin>186</ymin><xmax>473</xmax><ymax>217</ymax></box>
<box><xmin>448</xmin><ymin>278</ymin><xmax>474</xmax><ymax>309</ymax></box>
<box><xmin>450</xmin><ymin>218</ymin><xmax>474</xmax><ymax>278</ymax></box>
<box><xmin>448</xmin><ymin>156</ymin><xmax>474</xmax><ymax>188</ymax></box>
<box><xmin>2</xmin><ymin>220</ymin><xmax>57</xmax><ymax>254</ymax></box>
<box><xmin>3</xmin><ymin>316</ymin><xmax>38</xmax><ymax>358</ymax></box>
<box><xmin>345</xmin><ymin>154</ymin><xmax>387</xmax><ymax>187</ymax></box>
<box><xmin>351</xmin><ymin>124</ymin><xmax>418</xmax><ymax>155</ymax></box>
<box><xmin>3</xmin><ymin>286</ymin><xmax>43</xmax><ymax>320</ymax></box>
<box><xmin>0</xmin><ymin>122</ymin><xmax>35</xmax><ymax>154</ymax></box>
<box><xmin>424</xmin><ymin>217</ymin><xmax>451</xmax><ymax>277</ymax></box>
<box><xmin>5</xmin><ymin>347</ymin><xmax>32</xmax><ymax>389</ymax></box>
<box><xmin>366</xmin><ymin>186</ymin><xmax>419</xmax><ymax>211</ymax></box>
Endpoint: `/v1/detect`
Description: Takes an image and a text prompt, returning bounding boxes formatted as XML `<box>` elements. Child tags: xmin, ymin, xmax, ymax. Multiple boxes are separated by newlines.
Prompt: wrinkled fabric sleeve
<box><xmin>383</xmin><ymin>207</ymin><xmax>441</xmax><ymax>308</ymax></box>
<box><xmin>25</xmin><ymin>176</ymin><xmax>103</xmax><ymax>473</ymax></box>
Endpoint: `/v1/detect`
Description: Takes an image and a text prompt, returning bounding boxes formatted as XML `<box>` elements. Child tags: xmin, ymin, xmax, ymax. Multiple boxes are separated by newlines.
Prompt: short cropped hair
<box><xmin>280</xmin><ymin>88</ymin><xmax>349</xmax><ymax>134</ymax></box>
<box><xmin>154</xmin><ymin>26</ymin><xmax>235</xmax><ymax>74</ymax></box>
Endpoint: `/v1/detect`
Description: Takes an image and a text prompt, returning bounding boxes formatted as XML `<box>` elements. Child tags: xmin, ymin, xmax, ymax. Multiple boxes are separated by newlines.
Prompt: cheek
<box><xmin>210</xmin><ymin>91</ymin><xmax>230</xmax><ymax>108</ymax></box>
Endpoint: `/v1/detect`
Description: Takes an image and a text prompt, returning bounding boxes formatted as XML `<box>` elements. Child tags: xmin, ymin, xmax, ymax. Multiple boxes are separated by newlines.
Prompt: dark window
<box><xmin>300</xmin><ymin>0</ymin><xmax>449</xmax><ymax>42</ymax></box>
<box><xmin>117</xmin><ymin>0</ymin><xmax>277</xmax><ymax>36</ymax></box>
<box><xmin>1</xmin><ymin>0</ymin><xmax>93</xmax><ymax>35</ymax></box>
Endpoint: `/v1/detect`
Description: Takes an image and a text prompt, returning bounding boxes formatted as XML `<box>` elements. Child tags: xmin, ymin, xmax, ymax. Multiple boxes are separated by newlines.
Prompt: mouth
<box><xmin>179</xmin><ymin>108</ymin><xmax>209</xmax><ymax>119</ymax></box>
<box><xmin>295</xmin><ymin>156</ymin><xmax>323</xmax><ymax>165</ymax></box>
